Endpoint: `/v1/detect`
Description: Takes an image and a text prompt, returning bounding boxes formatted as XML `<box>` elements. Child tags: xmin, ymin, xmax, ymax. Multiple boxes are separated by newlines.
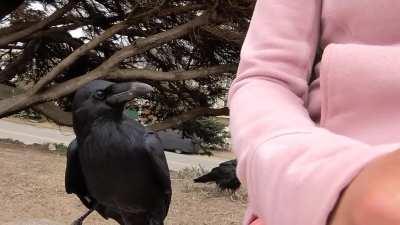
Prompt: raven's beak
<box><xmin>105</xmin><ymin>82</ymin><xmax>154</xmax><ymax>106</ymax></box>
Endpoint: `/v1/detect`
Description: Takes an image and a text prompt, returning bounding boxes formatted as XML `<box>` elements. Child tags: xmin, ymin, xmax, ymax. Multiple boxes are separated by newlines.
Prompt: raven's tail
<box><xmin>194</xmin><ymin>172</ymin><xmax>217</xmax><ymax>183</ymax></box>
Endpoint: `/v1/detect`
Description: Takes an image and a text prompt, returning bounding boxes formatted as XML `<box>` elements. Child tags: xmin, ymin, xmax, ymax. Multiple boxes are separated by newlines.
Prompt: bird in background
<box><xmin>65</xmin><ymin>80</ymin><xmax>171</xmax><ymax>225</ymax></box>
<box><xmin>194</xmin><ymin>159</ymin><xmax>240</xmax><ymax>192</ymax></box>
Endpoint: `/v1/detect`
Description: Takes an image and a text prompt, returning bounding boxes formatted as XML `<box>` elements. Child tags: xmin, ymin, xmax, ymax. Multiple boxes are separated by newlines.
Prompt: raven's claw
<box><xmin>71</xmin><ymin>208</ymin><xmax>94</xmax><ymax>225</ymax></box>
<box><xmin>71</xmin><ymin>219</ymin><xmax>83</xmax><ymax>225</ymax></box>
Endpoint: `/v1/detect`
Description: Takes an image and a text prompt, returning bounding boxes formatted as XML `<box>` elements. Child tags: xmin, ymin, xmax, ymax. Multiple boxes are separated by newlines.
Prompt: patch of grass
<box><xmin>42</xmin><ymin>142</ymin><xmax>69</xmax><ymax>155</ymax></box>
<box><xmin>0</xmin><ymin>138</ymin><xmax>25</xmax><ymax>145</ymax></box>
<box><xmin>175</xmin><ymin>166</ymin><xmax>209</xmax><ymax>180</ymax></box>
<box><xmin>54</xmin><ymin>143</ymin><xmax>68</xmax><ymax>153</ymax></box>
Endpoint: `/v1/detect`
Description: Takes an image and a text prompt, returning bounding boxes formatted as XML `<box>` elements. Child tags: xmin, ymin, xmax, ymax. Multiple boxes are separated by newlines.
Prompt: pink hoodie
<box><xmin>228</xmin><ymin>1</ymin><xmax>400</xmax><ymax>225</ymax></box>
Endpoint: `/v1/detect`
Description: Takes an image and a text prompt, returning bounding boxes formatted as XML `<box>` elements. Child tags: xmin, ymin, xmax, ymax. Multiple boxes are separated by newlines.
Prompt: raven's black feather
<box><xmin>65</xmin><ymin>80</ymin><xmax>170</xmax><ymax>225</ymax></box>
<box><xmin>194</xmin><ymin>159</ymin><xmax>240</xmax><ymax>191</ymax></box>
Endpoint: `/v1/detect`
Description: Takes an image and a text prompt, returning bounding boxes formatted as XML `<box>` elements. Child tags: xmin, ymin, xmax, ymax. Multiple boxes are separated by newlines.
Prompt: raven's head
<box><xmin>72</xmin><ymin>80</ymin><xmax>153</xmax><ymax>138</ymax></box>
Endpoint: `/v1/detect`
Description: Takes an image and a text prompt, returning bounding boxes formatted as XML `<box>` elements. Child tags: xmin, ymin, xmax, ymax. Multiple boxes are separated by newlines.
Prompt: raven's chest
<box><xmin>79</xmin><ymin>122</ymin><xmax>151</xmax><ymax>176</ymax></box>
<box><xmin>78</xmin><ymin>122</ymin><xmax>155</xmax><ymax>199</ymax></box>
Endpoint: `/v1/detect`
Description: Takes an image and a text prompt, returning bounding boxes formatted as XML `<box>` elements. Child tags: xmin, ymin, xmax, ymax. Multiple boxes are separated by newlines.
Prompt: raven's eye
<box><xmin>94</xmin><ymin>90</ymin><xmax>106</xmax><ymax>100</ymax></box>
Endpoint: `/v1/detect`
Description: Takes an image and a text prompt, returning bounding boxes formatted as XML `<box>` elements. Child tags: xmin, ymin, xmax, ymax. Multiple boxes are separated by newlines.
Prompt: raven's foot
<box><xmin>71</xmin><ymin>219</ymin><xmax>83</xmax><ymax>225</ymax></box>
<box><xmin>71</xmin><ymin>208</ymin><xmax>94</xmax><ymax>225</ymax></box>
<box><xmin>229</xmin><ymin>191</ymin><xmax>239</xmax><ymax>201</ymax></box>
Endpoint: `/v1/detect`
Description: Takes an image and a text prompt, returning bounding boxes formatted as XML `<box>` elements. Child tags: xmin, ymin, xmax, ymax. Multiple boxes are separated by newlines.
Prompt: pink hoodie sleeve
<box><xmin>228</xmin><ymin>1</ymin><xmax>399</xmax><ymax>225</ymax></box>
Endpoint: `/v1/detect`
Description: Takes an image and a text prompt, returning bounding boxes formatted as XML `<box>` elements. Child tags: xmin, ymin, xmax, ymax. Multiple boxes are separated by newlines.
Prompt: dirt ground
<box><xmin>0</xmin><ymin>140</ymin><xmax>246</xmax><ymax>225</ymax></box>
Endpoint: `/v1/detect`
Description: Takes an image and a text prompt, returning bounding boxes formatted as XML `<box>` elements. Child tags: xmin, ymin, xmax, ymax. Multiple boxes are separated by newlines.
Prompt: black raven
<box><xmin>65</xmin><ymin>80</ymin><xmax>171</xmax><ymax>225</ymax></box>
<box><xmin>194</xmin><ymin>159</ymin><xmax>240</xmax><ymax>192</ymax></box>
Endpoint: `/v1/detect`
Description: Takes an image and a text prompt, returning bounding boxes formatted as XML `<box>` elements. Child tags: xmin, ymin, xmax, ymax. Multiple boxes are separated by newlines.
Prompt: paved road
<box><xmin>0</xmin><ymin>119</ymin><xmax>230</xmax><ymax>171</ymax></box>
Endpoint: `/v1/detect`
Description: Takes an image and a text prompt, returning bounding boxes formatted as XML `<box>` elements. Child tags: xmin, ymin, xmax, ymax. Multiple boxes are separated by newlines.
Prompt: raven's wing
<box><xmin>220</xmin><ymin>159</ymin><xmax>237</xmax><ymax>167</ymax></box>
<box><xmin>65</xmin><ymin>139</ymin><xmax>124</xmax><ymax>222</ymax></box>
<box><xmin>195</xmin><ymin>159</ymin><xmax>237</xmax><ymax>183</ymax></box>
<box><xmin>193</xmin><ymin>167</ymin><xmax>219</xmax><ymax>183</ymax></box>
<box><xmin>66</xmin><ymin>139</ymin><xmax>84</xmax><ymax>194</ymax></box>
<box><xmin>65</xmin><ymin>139</ymin><xmax>93</xmax><ymax>208</ymax></box>
<box><xmin>143</xmin><ymin>131</ymin><xmax>172</xmax><ymax>217</ymax></box>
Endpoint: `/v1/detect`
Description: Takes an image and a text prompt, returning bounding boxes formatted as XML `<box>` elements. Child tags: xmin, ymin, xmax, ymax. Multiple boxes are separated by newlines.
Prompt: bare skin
<box><xmin>329</xmin><ymin>150</ymin><xmax>400</xmax><ymax>225</ymax></box>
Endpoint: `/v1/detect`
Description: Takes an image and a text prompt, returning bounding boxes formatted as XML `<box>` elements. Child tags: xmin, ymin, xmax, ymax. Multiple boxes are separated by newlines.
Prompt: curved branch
<box><xmin>107</xmin><ymin>64</ymin><xmax>237</xmax><ymax>81</ymax></box>
<box><xmin>0</xmin><ymin>84</ymin><xmax>72</xmax><ymax>126</ymax></box>
<box><xmin>29</xmin><ymin>2</ymin><xmax>201</xmax><ymax>95</ymax></box>
<box><xmin>0</xmin><ymin>0</ymin><xmax>24</xmax><ymax>20</ymax></box>
<box><xmin>149</xmin><ymin>107</ymin><xmax>229</xmax><ymax>131</ymax></box>
<box><xmin>32</xmin><ymin>103</ymin><xmax>73</xmax><ymax>126</ymax></box>
<box><xmin>0</xmin><ymin>40</ymin><xmax>41</xmax><ymax>82</ymax></box>
<box><xmin>0</xmin><ymin>15</ymin><xmax>121</xmax><ymax>37</ymax></box>
<box><xmin>201</xmin><ymin>26</ymin><xmax>245</xmax><ymax>45</ymax></box>
<box><xmin>0</xmin><ymin>0</ymin><xmax>79</xmax><ymax>47</ymax></box>
<box><xmin>0</xmin><ymin>13</ymin><xmax>212</xmax><ymax>117</ymax></box>
<box><xmin>0</xmin><ymin>4</ymin><xmax>205</xmax><ymax>38</ymax></box>
<box><xmin>34</xmin><ymin>13</ymin><xmax>212</xmax><ymax>99</ymax></box>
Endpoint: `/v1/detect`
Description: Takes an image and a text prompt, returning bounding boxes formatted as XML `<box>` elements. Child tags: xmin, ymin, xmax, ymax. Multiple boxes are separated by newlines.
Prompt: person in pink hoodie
<box><xmin>228</xmin><ymin>1</ymin><xmax>400</xmax><ymax>225</ymax></box>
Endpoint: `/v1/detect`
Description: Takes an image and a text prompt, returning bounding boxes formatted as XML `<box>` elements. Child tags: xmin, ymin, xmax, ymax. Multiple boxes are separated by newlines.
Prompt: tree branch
<box><xmin>0</xmin><ymin>4</ymin><xmax>205</xmax><ymax>38</ymax></box>
<box><xmin>32</xmin><ymin>103</ymin><xmax>73</xmax><ymax>126</ymax></box>
<box><xmin>201</xmin><ymin>25</ymin><xmax>245</xmax><ymax>45</ymax></box>
<box><xmin>0</xmin><ymin>13</ymin><xmax>212</xmax><ymax>117</ymax></box>
<box><xmin>35</xmin><ymin>13</ymin><xmax>212</xmax><ymax>99</ymax></box>
<box><xmin>29</xmin><ymin>1</ymin><xmax>195</xmax><ymax>95</ymax></box>
<box><xmin>0</xmin><ymin>0</ymin><xmax>79</xmax><ymax>47</ymax></box>
<box><xmin>0</xmin><ymin>15</ymin><xmax>120</xmax><ymax>37</ymax></box>
<box><xmin>0</xmin><ymin>40</ymin><xmax>41</xmax><ymax>82</ymax></box>
<box><xmin>0</xmin><ymin>0</ymin><xmax>24</xmax><ymax>20</ymax></box>
<box><xmin>107</xmin><ymin>64</ymin><xmax>237</xmax><ymax>81</ymax></box>
<box><xmin>149</xmin><ymin>107</ymin><xmax>229</xmax><ymax>131</ymax></box>
<box><xmin>0</xmin><ymin>84</ymin><xmax>72</xmax><ymax>126</ymax></box>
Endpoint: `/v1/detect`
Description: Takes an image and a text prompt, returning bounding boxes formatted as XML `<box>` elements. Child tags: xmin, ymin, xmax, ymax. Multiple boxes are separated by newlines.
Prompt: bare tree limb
<box><xmin>29</xmin><ymin>23</ymin><xmax>127</xmax><ymax>94</ymax></box>
<box><xmin>0</xmin><ymin>4</ymin><xmax>205</xmax><ymax>38</ymax></box>
<box><xmin>29</xmin><ymin>1</ymin><xmax>198</xmax><ymax>95</ymax></box>
<box><xmin>0</xmin><ymin>0</ymin><xmax>79</xmax><ymax>47</ymax></box>
<box><xmin>36</xmin><ymin>13</ymin><xmax>212</xmax><ymax>98</ymax></box>
<box><xmin>0</xmin><ymin>84</ymin><xmax>228</xmax><ymax>128</ymax></box>
<box><xmin>201</xmin><ymin>25</ymin><xmax>245</xmax><ymax>45</ymax></box>
<box><xmin>0</xmin><ymin>0</ymin><xmax>24</xmax><ymax>20</ymax></box>
<box><xmin>0</xmin><ymin>13</ymin><xmax>212</xmax><ymax>117</ymax></box>
<box><xmin>0</xmin><ymin>3</ymin><xmax>206</xmax><ymax>89</ymax></box>
<box><xmin>107</xmin><ymin>64</ymin><xmax>237</xmax><ymax>81</ymax></box>
<box><xmin>1</xmin><ymin>45</ymin><xmax>25</xmax><ymax>50</ymax></box>
<box><xmin>0</xmin><ymin>84</ymin><xmax>72</xmax><ymax>126</ymax></box>
<box><xmin>32</xmin><ymin>103</ymin><xmax>73</xmax><ymax>126</ymax></box>
<box><xmin>0</xmin><ymin>15</ymin><xmax>120</xmax><ymax>37</ymax></box>
<box><xmin>149</xmin><ymin>107</ymin><xmax>229</xmax><ymax>131</ymax></box>
<box><xmin>0</xmin><ymin>40</ymin><xmax>41</xmax><ymax>82</ymax></box>
<box><xmin>25</xmin><ymin>24</ymin><xmax>86</xmax><ymax>41</ymax></box>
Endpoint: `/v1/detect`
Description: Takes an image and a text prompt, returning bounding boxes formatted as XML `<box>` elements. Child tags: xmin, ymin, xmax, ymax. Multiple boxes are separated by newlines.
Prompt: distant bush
<box><xmin>179</xmin><ymin>117</ymin><xmax>229</xmax><ymax>151</ymax></box>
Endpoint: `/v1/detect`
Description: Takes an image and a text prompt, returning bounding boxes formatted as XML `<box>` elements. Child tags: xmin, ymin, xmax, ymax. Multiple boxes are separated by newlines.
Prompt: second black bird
<box><xmin>194</xmin><ymin>159</ymin><xmax>240</xmax><ymax>192</ymax></box>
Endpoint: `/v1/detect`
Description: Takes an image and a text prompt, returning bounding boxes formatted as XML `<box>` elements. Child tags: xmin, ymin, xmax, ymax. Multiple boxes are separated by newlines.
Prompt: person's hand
<box><xmin>328</xmin><ymin>150</ymin><xmax>400</xmax><ymax>225</ymax></box>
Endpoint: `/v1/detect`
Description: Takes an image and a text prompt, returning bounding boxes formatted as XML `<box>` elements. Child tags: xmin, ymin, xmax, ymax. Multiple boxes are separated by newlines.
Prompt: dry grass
<box><xmin>0</xmin><ymin>140</ymin><xmax>247</xmax><ymax>225</ymax></box>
